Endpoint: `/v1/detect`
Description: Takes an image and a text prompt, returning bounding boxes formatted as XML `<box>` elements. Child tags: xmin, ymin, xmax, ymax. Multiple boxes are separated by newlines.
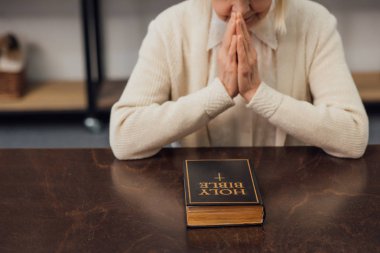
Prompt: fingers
<box><xmin>237</xmin><ymin>35</ymin><xmax>247</xmax><ymax>66</ymax></box>
<box><xmin>234</xmin><ymin>13</ymin><xmax>261</xmax><ymax>101</ymax></box>
<box><xmin>238</xmin><ymin>13</ymin><xmax>252</xmax><ymax>43</ymax></box>
<box><xmin>237</xmin><ymin>25</ymin><xmax>249</xmax><ymax>58</ymax></box>
<box><xmin>222</xmin><ymin>12</ymin><xmax>236</xmax><ymax>50</ymax></box>
<box><xmin>236</xmin><ymin>13</ymin><xmax>251</xmax><ymax>52</ymax></box>
<box><xmin>229</xmin><ymin>35</ymin><xmax>237</xmax><ymax>64</ymax></box>
<box><xmin>236</xmin><ymin>13</ymin><xmax>258</xmax><ymax>66</ymax></box>
<box><xmin>237</xmin><ymin>34</ymin><xmax>260</xmax><ymax>102</ymax></box>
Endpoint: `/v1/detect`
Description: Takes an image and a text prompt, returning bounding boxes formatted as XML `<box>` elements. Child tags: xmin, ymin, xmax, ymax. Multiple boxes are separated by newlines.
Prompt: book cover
<box><xmin>183</xmin><ymin>159</ymin><xmax>264</xmax><ymax>227</ymax></box>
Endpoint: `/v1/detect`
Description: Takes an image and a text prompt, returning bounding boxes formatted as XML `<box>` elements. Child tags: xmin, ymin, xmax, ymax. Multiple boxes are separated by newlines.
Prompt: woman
<box><xmin>110</xmin><ymin>0</ymin><xmax>369</xmax><ymax>160</ymax></box>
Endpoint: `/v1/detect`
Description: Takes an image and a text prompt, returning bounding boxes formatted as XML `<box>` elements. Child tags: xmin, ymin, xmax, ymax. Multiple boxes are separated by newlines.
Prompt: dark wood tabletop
<box><xmin>0</xmin><ymin>146</ymin><xmax>379</xmax><ymax>253</ymax></box>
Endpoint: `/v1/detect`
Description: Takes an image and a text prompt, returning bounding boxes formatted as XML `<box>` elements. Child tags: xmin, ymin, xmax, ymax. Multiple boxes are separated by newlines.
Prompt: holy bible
<box><xmin>183</xmin><ymin>159</ymin><xmax>264</xmax><ymax>227</ymax></box>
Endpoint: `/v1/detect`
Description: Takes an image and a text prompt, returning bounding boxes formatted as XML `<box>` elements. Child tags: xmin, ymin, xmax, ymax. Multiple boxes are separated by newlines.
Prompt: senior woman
<box><xmin>110</xmin><ymin>0</ymin><xmax>369</xmax><ymax>160</ymax></box>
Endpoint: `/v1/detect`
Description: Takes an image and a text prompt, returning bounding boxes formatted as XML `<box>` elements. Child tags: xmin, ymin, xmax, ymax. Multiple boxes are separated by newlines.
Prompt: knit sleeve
<box><xmin>109</xmin><ymin>20</ymin><xmax>234</xmax><ymax>160</ymax></box>
<box><xmin>247</xmin><ymin>10</ymin><xmax>368</xmax><ymax>158</ymax></box>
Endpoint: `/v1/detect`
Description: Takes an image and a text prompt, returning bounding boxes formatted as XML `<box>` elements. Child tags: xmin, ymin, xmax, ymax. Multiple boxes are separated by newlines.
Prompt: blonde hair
<box><xmin>274</xmin><ymin>0</ymin><xmax>287</xmax><ymax>35</ymax></box>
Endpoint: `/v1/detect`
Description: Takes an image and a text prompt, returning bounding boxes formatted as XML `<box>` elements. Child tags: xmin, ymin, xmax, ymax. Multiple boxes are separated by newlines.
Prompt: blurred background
<box><xmin>0</xmin><ymin>0</ymin><xmax>379</xmax><ymax>148</ymax></box>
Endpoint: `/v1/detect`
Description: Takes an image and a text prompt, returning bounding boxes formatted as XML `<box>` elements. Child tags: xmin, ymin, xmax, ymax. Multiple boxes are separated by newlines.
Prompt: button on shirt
<box><xmin>207</xmin><ymin>1</ymin><xmax>279</xmax><ymax>147</ymax></box>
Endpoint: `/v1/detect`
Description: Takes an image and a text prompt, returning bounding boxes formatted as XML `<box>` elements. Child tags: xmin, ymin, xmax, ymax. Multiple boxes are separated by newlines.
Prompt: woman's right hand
<box><xmin>217</xmin><ymin>12</ymin><xmax>238</xmax><ymax>98</ymax></box>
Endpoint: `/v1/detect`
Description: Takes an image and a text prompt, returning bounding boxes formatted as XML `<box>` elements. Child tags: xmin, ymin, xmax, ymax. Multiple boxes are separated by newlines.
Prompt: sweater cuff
<box><xmin>246</xmin><ymin>81</ymin><xmax>284</xmax><ymax>118</ymax></box>
<box><xmin>202</xmin><ymin>78</ymin><xmax>235</xmax><ymax>118</ymax></box>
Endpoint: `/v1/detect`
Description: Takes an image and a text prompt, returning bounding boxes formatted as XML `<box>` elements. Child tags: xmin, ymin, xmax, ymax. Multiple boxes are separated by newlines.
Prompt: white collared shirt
<box><xmin>207</xmin><ymin>1</ymin><xmax>278</xmax><ymax>146</ymax></box>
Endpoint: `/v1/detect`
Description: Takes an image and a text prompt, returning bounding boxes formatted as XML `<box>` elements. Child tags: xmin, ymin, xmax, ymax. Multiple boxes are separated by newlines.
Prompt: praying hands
<box><xmin>217</xmin><ymin>12</ymin><xmax>261</xmax><ymax>102</ymax></box>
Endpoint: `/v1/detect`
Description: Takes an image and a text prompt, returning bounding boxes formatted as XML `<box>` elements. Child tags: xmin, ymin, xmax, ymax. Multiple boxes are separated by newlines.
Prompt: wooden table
<box><xmin>0</xmin><ymin>147</ymin><xmax>379</xmax><ymax>252</ymax></box>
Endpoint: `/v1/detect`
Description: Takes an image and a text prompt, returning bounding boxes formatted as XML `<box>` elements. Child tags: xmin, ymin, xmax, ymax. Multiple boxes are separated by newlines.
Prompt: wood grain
<box><xmin>0</xmin><ymin>147</ymin><xmax>379</xmax><ymax>252</ymax></box>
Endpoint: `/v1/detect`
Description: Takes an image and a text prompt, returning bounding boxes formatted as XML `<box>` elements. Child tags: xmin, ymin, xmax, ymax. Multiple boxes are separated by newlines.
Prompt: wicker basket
<box><xmin>0</xmin><ymin>69</ymin><xmax>25</xmax><ymax>99</ymax></box>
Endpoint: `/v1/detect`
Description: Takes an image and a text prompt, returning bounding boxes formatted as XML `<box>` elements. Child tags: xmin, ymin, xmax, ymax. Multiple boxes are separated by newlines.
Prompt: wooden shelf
<box><xmin>352</xmin><ymin>72</ymin><xmax>380</xmax><ymax>103</ymax></box>
<box><xmin>0</xmin><ymin>81</ymin><xmax>86</xmax><ymax>112</ymax></box>
<box><xmin>0</xmin><ymin>72</ymin><xmax>377</xmax><ymax>114</ymax></box>
<box><xmin>0</xmin><ymin>79</ymin><xmax>126</xmax><ymax>114</ymax></box>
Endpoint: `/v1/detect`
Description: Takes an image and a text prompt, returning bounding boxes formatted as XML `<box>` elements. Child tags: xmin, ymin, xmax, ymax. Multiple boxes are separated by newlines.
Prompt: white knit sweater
<box><xmin>110</xmin><ymin>0</ymin><xmax>369</xmax><ymax>160</ymax></box>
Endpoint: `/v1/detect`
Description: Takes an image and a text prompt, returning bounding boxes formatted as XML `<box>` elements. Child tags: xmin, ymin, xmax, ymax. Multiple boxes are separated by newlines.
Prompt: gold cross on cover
<box><xmin>214</xmin><ymin>173</ymin><xmax>225</xmax><ymax>182</ymax></box>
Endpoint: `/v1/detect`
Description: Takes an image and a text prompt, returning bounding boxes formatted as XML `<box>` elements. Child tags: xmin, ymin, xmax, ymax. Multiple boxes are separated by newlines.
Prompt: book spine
<box><xmin>183</xmin><ymin>160</ymin><xmax>189</xmax><ymax>206</ymax></box>
<box><xmin>249</xmin><ymin>160</ymin><xmax>264</xmax><ymax>206</ymax></box>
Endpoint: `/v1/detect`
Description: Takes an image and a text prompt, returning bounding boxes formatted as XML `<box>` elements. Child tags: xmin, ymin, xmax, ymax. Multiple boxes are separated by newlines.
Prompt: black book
<box><xmin>183</xmin><ymin>159</ymin><xmax>264</xmax><ymax>227</ymax></box>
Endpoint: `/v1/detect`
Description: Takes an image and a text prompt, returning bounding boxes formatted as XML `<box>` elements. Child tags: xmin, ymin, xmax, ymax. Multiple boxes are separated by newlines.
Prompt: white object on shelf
<box><xmin>0</xmin><ymin>34</ymin><xmax>25</xmax><ymax>73</ymax></box>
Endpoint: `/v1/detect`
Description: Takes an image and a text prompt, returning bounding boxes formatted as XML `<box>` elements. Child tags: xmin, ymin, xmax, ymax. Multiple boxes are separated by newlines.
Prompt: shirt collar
<box><xmin>207</xmin><ymin>0</ymin><xmax>278</xmax><ymax>51</ymax></box>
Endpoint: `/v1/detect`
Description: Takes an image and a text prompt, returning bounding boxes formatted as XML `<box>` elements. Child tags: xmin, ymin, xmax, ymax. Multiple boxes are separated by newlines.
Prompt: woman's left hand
<box><xmin>236</xmin><ymin>13</ymin><xmax>261</xmax><ymax>102</ymax></box>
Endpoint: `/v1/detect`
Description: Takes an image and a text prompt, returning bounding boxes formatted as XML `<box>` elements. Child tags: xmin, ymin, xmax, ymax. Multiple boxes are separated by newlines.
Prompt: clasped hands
<box><xmin>218</xmin><ymin>12</ymin><xmax>261</xmax><ymax>102</ymax></box>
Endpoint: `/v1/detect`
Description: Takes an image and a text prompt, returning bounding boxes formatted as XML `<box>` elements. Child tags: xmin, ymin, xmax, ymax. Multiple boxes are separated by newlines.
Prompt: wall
<box><xmin>0</xmin><ymin>0</ymin><xmax>379</xmax><ymax>81</ymax></box>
